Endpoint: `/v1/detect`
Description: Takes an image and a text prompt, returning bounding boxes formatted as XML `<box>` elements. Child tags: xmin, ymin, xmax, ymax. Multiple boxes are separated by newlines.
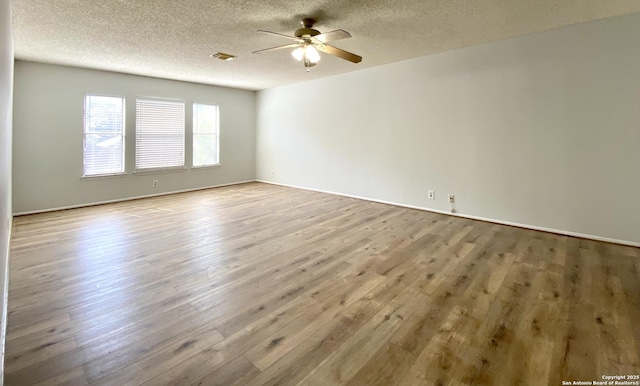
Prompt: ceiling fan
<box><xmin>253</xmin><ymin>18</ymin><xmax>362</xmax><ymax>70</ymax></box>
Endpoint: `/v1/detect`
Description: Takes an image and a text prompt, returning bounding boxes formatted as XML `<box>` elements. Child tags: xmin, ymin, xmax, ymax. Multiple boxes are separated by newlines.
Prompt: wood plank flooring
<box><xmin>4</xmin><ymin>182</ymin><xmax>640</xmax><ymax>385</ymax></box>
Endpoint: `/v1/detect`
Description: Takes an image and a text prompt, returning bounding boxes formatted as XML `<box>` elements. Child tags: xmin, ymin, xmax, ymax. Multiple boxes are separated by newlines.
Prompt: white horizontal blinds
<box><xmin>83</xmin><ymin>95</ymin><xmax>125</xmax><ymax>176</ymax></box>
<box><xmin>193</xmin><ymin>103</ymin><xmax>219</xmax><ymax>167</ymax></box>
<box><xmin>135</xmin><ymin>98</ymin><xmax>185</xmax><ymax>170</ymax></box>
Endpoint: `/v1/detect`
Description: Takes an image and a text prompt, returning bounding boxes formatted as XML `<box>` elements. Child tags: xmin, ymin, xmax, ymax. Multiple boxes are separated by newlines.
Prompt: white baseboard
<box><xmin>257</xmin><ymin>179</ymin><xmax>640</xmax><ymax>248</ymax></box>
<box><xmin>1</xmin><ymin>215</ymin><xmax>11</xmax><ymax>386</ymax></box>
<box><xmin>13</xmin><ymin>180</ymin><xmax>256</xmax><ymax>216</ymax></box>
<box><xmin>13</xmin><ymin>178</ymin><xmax>639</xmax><ymax>248</ymax></box>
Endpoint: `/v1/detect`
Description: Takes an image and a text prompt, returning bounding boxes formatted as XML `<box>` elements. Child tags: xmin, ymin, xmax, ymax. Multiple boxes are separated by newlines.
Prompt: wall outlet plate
<box><xmin>448</xmin><ymin>194</ymin><xmax>455</xmax><ymax>203</ymax></box>
<box><xmin>428</xmin><ymin>190</ymin><xmax>435</xmax><ymax>200</ymax></box>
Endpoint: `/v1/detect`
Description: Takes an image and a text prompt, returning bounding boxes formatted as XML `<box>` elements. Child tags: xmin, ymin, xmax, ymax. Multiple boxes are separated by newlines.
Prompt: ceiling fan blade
<box><xmin>314</xmin><ymin>29</ymin><xmax>351</xmax><ymax>43</ymax></box>
<box><xmin>257</xmin><ymin>30</ymin><xmax>302</xmax><ymax>42</ymax></box>
<box><xmin>317</xmin><ymin>44</ymin><xmax>362</xmax><ymax>63</ymax></box>
<box><xmin>253</xmin><ymin>43</ymin><xmax>300</xmax><ymax>54</ymax></box>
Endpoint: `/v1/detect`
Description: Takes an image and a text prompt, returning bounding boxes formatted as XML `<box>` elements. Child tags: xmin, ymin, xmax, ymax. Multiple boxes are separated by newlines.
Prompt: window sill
<box><xmin>191</xmin><ymin>164</ymin><xmax>221</xmax><ymax>170</ymax></box>
<box><xmin>81</xmin><ymin>172</ymin><xmax>128</xmax><ymax>180</ymax></box>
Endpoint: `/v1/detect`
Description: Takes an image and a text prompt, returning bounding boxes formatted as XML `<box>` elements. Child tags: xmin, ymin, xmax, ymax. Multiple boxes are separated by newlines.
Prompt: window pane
<box><xmin>136</xmin><ymin>99</ymin><xmax>185</xmax><ymax>170</ymax></box>
<box><xmin>193</xmin><ymin>103</ymin><xmax>219</xmax><ymax>167</ymax></box>
<box><xmin>83</xmin><ymin>95</ymin><xmax>125</xmax><ymax>176</ymax></box>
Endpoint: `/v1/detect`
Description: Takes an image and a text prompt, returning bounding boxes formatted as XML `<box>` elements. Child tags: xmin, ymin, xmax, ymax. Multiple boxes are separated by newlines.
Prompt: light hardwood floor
<box><xmin>5</xmin><ymin>182</ymin><xmax>640</xmax><ymax>385</ymax></box>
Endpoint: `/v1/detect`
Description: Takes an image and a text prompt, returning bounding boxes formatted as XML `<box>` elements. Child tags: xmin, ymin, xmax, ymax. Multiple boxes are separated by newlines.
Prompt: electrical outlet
<box><xmin>153</xmin><ymin>180</ymin><xmax>158</xmax><ymax>188</ymax></box>
<box><xmin>449</xmin><ymin>194</ymin><xmax>455</xmax><ymax>203</ymax></box>
<box><xmin>428</xmin><ymin>190</ymin><xmax>435</xmax><ymax>200</ymax></box>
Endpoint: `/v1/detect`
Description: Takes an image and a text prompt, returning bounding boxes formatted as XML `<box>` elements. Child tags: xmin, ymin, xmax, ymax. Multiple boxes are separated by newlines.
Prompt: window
<box><xmin>193</xmin><ymin>103</ymin><xmax>219</xmax><ymax>167</ymax></box>
<box><xmin>135</xmin><ymin>98</ymin><xmax>185</xmax><ymax>171</ymax></box>
<box><xmin>83</xmin><ymin>95</ymin><xmax>125</xmax><ymax>177</ymax></box>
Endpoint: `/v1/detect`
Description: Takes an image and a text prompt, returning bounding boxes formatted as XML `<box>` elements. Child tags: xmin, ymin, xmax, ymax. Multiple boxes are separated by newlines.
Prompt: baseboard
<box><xmin>1</xmin><ymin>215</ymin><xmax>12</xmax><ymax>386</ymax></box>
<box><xmin>256</xmin><ymin>180</ymin><xmax>640</xmax><ymax>248</ymax></box>
<box><xmin>13</xmin><ymin>178</ymin><xmax>639</xmax><ymax>247</ymax></box>
<box><xmin>13</xmin><ymin>180</ymin><xmax>256</xmax><ymax>216</ymax></box>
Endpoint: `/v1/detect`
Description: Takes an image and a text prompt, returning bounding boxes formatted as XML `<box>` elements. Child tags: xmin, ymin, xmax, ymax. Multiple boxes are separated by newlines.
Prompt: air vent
<box><xmin>210</xmin><ymin>52</ymin><xmax>236</xmax><ymax>61</ymax></box>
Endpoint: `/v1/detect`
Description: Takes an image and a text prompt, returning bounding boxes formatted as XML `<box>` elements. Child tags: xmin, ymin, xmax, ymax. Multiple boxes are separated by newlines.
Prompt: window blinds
<box><xmin>135</xmin><ymin>98</ymin><xmax>185</xmax><ymax>171</ymax></box>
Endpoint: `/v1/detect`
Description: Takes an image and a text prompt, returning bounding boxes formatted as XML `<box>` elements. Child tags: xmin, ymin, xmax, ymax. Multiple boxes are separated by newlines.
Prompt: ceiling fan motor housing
<box><xmin>295</xmin><ymin>17</ymin><xmax>320</xmax><ymax>38</ymax></box>
<box><xmin>295</xmin><ymin>28</ymin><xmax>320</xmax><ymax>38</ymax></box>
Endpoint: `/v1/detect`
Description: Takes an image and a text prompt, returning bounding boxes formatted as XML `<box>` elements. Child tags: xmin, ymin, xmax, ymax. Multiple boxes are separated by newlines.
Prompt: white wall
<box><xmin>13</xmin><ymin>62</ymin><xmax>256</xmax><ymax>213</ymax></box>
<box><xmin>257</xmin><ymin>13</ymin><xmax>640</xmax><ymax>245</ymax></box>
<box><xmin>0</xmin><ymin>0</ymin><xmax>13</xmax><ymax>381</ymax></box>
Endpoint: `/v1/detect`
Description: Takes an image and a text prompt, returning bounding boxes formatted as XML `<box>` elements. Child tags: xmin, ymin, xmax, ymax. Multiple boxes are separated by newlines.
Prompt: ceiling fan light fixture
<box><xmin>305</xmin><ymin>45</ymin><xmax>320</xmax><ymax>63</ymax></box>
<box><xmin>291</xmin><ymin>47</ymin><xmax>304</xmax><ymax>61</ymax></box>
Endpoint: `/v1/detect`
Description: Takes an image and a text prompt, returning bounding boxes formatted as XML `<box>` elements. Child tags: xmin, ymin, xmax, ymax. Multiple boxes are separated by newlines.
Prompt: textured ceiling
<box><xmin>11</xmin><ymin>0</ymin><xmax>640</xmax><ymax>91</ymax></box>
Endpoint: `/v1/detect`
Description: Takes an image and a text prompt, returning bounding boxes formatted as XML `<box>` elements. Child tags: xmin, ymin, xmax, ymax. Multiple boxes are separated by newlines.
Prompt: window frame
<box><xmin>192</xmin><ymin>102</ymin><xmax>221</xmax><ymax>169</ymax></box>
<box><xmin>82</xmin><ymin>93</ymin><xmax>127</xmax><ymax>178</ymax></box>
